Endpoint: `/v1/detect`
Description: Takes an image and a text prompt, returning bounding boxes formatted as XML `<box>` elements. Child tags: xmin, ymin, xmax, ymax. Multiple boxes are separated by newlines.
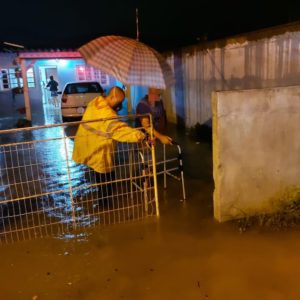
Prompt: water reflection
<box><xmin>55</xmin><ymin>231</ymin><xmax>90</xmax><ymax>242</ymax></box>
<box><xmin>32</xmin><ymin>123</ymin><xmax>97</xmax><ymax>221</ymax></box>
<box><xmin>0</xmin><ymin>104</ymin><xmax>98</xmax><ymax>240</ymax></box>
<box><xmin>41</xmin><ymin>100</ymin><xmax>63</xmax><ymax>126</ymax></box>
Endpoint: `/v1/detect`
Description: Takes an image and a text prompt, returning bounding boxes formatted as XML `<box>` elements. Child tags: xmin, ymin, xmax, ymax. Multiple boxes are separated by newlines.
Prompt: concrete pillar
<box><xmin>213</xmin><ymin>86</ymin><xmax>300</xmax><ymax>222</ymax></box>
<box><xmin>20</xmin><ymin>59</ymin><xmax>32</xmax><ymax>121</ymax></box>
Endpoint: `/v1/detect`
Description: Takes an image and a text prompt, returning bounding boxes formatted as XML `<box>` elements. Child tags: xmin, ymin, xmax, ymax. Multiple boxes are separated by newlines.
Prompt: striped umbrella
<box><xmin>78</xmin><ymin>36</ymin><xmax>174</xmax><ymax>89</ymax></box>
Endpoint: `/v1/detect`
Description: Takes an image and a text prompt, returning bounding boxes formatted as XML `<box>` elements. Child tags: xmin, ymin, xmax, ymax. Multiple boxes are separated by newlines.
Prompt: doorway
<box><xmin>38</xmin><ymin>66</ymin><xmax>61</xmax><ymax>124</ymax></box>
<box><xmin>39</xmin><ymin>66</ymin><xmax>58</xmax><ymax>104</ymax></box>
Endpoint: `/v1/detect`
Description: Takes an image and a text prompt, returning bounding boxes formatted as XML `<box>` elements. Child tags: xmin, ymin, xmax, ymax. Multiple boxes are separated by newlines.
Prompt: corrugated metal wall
<box><xmin>164</xmin><ymin>29</ymin><xmax>300</xmax><ymax>127</ymax></box>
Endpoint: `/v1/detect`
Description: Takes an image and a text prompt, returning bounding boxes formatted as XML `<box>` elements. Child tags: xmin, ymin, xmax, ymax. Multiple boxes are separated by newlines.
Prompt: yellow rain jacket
<box><xmin>72</xmin><ymin>96</ymin><xmax>145</xmax><ymax>173</ymax></box>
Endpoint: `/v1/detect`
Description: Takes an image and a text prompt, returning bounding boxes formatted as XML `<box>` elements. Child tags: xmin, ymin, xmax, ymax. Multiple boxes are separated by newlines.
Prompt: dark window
<box><xmin>1</xmin><ymin>69</ymin><xmax>9</xmax><ymax>89</ymax></box>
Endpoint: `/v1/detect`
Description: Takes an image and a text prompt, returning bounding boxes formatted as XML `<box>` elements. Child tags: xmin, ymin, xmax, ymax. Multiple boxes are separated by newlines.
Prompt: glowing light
<box><xmin>58</xmin><ymin>59</ymin><xmax>68</xmax><ymax>67</ymax></box>
<box><xmin>79</xmin><ymin>66</ymin><xmax>85</xmax><ymax>72</ymax></box>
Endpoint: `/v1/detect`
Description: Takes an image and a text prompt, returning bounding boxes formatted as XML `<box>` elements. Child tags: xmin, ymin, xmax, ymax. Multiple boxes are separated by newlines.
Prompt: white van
<box><xmin>61</xmin><ymin>81</ymin><xmax>104</xmax><ymax>122</ymax></box>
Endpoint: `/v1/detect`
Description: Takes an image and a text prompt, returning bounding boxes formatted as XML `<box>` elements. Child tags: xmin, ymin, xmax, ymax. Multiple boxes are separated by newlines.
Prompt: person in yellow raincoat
<box><xmin>72</xmin><ymin>86</ymin><xmax>145</xmax><ymax>203</ymax></box>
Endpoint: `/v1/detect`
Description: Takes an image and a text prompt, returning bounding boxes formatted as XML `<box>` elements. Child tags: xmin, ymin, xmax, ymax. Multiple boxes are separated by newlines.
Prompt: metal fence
<box><xmin>0</xmin><ymin>116</ymin><xmax>158</xmax><ymax>243</ymax></box>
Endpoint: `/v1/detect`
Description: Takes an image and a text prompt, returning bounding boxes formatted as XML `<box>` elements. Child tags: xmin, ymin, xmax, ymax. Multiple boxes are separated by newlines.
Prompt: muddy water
<box><xmin>1</xmin><ymin>199</ymin><xmax>300</xmax><ymax>300</ymax></box>
<box><xmin>1</xmin><ymin>108</ymin><xmax>300</xmax><ymax>299</ymax></box>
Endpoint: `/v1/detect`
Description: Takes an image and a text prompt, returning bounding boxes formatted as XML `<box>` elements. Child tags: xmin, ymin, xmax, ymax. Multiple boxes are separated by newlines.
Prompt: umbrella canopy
<box><xmin>79</xmin><ymin>35</ymin><xmax>174</xmax><ymax>89</ymax></box>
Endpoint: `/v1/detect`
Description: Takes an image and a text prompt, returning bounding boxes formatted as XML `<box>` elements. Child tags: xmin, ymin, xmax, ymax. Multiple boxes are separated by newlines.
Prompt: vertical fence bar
<box><xmin>163</xmin><ymin>144</ymin><xmax>167</xmax><ymax>189</ymax></box>
<box><xmin>61</xmin><ymin>127</ymin><xmax>76</xmax><ymax>230</ymax></box>
<box><xmin>148</xmin><ymin>115</ymin><xmax>160</xmax><ymax>217</ymax></box>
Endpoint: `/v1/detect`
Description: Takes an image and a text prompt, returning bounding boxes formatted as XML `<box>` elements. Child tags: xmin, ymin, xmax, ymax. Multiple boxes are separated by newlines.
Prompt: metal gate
<box><xmin>0</xmin><ymin>116</ymin><xmax>158</xmax><ymax>243</ymax></box>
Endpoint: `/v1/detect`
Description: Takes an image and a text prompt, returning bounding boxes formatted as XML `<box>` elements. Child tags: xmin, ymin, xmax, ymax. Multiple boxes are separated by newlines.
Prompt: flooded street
<box><xmin>1</xmin><ymin>104</ymin><xmax>300</xmax><ymax>299</ymax></box>
<box><xmin>1</xmin><ymin>194</ymin><xmax>300</xmax><ymax>299</ymax></box>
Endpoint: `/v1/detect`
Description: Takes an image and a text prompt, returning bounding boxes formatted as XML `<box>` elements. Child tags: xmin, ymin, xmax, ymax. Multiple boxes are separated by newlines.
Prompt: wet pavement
<box><xmin>1</xmin><ymin>100</ymin><xmax>300</xmax><ymax>299</ymax></box>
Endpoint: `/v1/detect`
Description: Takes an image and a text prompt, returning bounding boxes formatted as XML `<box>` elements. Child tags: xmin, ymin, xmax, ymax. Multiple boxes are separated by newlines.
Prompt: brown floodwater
<box><xmin>1</xmin><ymin>188</ymin><xmax>300</xmax><ymax>300</ymax></box>
<box><xmin>1</xmin><ymin>105</ymin><xmax>300</xmax><ymax>299</ymax></box>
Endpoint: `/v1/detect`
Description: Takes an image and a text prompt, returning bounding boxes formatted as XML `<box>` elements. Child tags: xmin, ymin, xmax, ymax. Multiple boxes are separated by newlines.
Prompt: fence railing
<box><xmin>0</xmin><ymin>116</ymin><xmax>158</xmax><ymax>243</ymax></box>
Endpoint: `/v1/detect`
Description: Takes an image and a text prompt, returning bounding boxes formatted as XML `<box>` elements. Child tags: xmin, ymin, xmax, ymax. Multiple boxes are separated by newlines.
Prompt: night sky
<box><xmin>1</xmin><ymin>0</ymin><xmax>300</xmax><ymax>51</ymax></box>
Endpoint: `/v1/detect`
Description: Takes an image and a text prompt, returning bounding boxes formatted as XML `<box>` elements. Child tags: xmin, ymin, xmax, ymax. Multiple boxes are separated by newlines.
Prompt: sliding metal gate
<box><xmin>0</xmin><ymin>116</ymin><xmax>158</xmax><ymax>243</ymax></box>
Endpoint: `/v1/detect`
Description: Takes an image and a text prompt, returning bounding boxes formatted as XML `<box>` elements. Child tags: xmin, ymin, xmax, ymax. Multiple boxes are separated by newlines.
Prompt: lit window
<box><xmin>26</xmin><ymin>68</ymin><xmax>35</xmax><ymax>88</ymax></box>
<box><xmin>8</xmin><ymin>68</ymin><xmax>23</xmax><ymax>89</ymax></box>
<box><xmin>0</xmin><ymin>68</ymin><xmax>35</xmax><ymax>90</ymax></box>
<box><xmin>76</xmin><ymin>65</ymin><xmax>110</xmax><ymax>86</ymax></box>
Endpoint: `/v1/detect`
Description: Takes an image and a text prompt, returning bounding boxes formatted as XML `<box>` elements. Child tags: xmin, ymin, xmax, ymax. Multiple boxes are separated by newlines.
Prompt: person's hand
<box><xmin>159</xmin><ymin>135</ymin><xmax>173</xmax><ymax>145</ymax></box>
<box><xmin>143</xmin><ymin>136</ymin><xmax>156</xmax><ymax>147</ymax></box>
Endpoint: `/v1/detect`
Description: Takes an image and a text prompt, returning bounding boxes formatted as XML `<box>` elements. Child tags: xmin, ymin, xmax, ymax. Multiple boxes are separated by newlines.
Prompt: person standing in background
<box><xmin>46</xmin><ymin>75</ymin><xmax>59</xmax><ymax>107</ymax></box>
<box><xmin>135</xmin><ymin>87</ymin><xmax>172</xmax><ymax>145</ymax></box>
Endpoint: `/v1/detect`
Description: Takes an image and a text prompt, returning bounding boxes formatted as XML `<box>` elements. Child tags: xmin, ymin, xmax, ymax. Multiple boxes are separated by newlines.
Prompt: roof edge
<box><xmin>164</xmin><ymin>21</ymin><xmax>300</xmax><ymax>55</ymax></box>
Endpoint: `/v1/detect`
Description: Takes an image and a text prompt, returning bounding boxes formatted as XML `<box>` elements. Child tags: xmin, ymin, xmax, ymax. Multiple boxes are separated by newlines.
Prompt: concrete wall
<box><xmin>212</xmin><ymin>86</ymin><xmax>300</xmax><ymax>222</ymax></box>
<box><xmin>164</xmin><ymin>23</ymin><xmax>300</xmax><ymax>127</ymax></box>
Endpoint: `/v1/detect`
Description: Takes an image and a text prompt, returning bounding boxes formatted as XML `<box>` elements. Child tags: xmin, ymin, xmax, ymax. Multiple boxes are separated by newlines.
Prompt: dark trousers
<box><xmin>94</xmin><ymin>171</ymin><xmax>116</xmax><ymax>199</ymax></box>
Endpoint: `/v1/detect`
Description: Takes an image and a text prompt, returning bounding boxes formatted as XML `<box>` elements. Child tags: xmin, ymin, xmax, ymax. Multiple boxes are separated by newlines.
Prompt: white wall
<box><xmin>212</xmin><ymin>86</ymin><xmax>300</xmax><ymax>222</ymax></box>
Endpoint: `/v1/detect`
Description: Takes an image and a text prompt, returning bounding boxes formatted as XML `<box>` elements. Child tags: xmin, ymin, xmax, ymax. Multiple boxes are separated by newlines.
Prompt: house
<box><xmin>0</xmin><ymin>48</ymin><xmax>117</xmax><ymax>122</ymax></box>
